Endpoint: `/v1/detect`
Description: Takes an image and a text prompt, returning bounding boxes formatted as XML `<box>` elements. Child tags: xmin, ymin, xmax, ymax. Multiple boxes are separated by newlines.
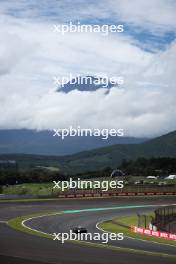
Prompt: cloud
<box><xmin>0</xmin><ymin>2</ymin><xmax>175</xmax><ymax>138</ymax></box>
<box><xmin>0</xmin><ymin>0</ymin><xmax>175</xmax><ymax>34</ymax></box>
<box><xmin>106</xmin><ymin>0</ymin><xmax>176</xmax><ymax>34</ymax></box>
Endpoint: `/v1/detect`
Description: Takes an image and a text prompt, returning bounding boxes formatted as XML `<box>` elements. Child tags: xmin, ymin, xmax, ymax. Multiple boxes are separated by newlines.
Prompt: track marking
<box><xmin>21</xmin><ymin>212</ymin><xmax>62</xmax><ymax>236</ymax></box>
<box><xmin>21</xmin><ymin>216</ymin><xmax>175</xmax><ymax>259</ymax></box>
<box><xmin>0</xmin><ymin>220</ymin><xmax>7</xmax><ymax>224</ymax></box>
<box><xmin>96</xmin><ymin>220</ymin><xmax>176</xmax><ymax>248</ymax></box>
<box><xmin>63</xmin><ymin>203</ymin><xmax>176</xmax><ymax>214</ymax></box>
<box><xmin>9</xmin><ymin>203</ymin><xmax>176</xmax><ymax>259</ymax></box>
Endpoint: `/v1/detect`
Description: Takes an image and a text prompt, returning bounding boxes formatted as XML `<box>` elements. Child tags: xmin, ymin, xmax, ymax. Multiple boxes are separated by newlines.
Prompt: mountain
<box><xmin>56</xmin><ymin>130</ymin><xmax>176</xmax><ymax>173</ymax></box>
<box><xmin>57</xmin><ymin>75</ymin><xmax>119</xmax><ymax>94</ymax></box>
<box><xmin>0</xmin><ymin>129</ymin><xmax>146</xmax><ymax>155</ymax></box>
<box><xmin>0</xmin><ymin>130</ymin><xmax>176</xmax><ymax>174</ymax></box>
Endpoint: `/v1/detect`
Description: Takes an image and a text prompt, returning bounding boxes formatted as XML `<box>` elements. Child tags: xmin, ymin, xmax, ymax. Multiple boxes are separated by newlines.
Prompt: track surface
<box><xmin>0</xmin><ymin>197</ymin><xmax>176</xmax><ymax>264</ymax></box>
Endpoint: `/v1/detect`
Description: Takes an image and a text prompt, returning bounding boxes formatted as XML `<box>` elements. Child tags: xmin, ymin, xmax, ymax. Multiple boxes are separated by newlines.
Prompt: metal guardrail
<box><xmin>154</xmin><ymin>205</ymin><xmax>176</xmax><ymax>232</ymax></box>
<box><xmin>133</xmin><ymin>205</ymin><xmax>176</xmax><ymax>231</ymax></box>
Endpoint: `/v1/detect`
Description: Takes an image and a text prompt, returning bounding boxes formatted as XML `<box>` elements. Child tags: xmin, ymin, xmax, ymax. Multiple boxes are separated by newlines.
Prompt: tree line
<box><xmin>0</xmin><ymin>157</ymin><xmax>176</xmax><ymax>185</ymax></box>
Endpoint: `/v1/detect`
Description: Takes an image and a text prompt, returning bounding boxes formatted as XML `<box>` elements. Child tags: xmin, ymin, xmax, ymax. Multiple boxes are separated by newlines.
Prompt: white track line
<box><xmin>20</xmin><ymin>211</ymin><xmax>176</xmax><ymax>258</ymax></box>
<box><xmin>21</xmin><ymin>212</ymin><xmax>62</xmax><ymax>236</ymax></box>
<box><xmin>21</xmin><ymin>204</ymin><xmax>176</xmax><ymax>251</ymax></box>
<box><xmin>96</xmin><ymin>218</ymin><xmax>176</xmax><ymax>248</ymax></box>
<box><xmin>0</xmin><ymin>220</ymin><xmax>7</xmax><ymax>224</ymax></box>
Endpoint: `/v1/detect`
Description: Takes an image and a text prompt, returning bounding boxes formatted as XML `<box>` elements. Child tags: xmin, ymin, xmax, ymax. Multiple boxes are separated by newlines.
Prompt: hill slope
<box><xmin>0</xmin><ymin>129</ymin><xmax>145</xmax><ymax>155</ymax></box>
<box><xmin>0</xmin><ymin>131</ymin><xmax>176</xmax><ymax>173</ymax></box>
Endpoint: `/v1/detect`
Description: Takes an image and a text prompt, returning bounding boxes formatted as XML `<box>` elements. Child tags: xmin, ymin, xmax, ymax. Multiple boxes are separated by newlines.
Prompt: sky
<box><xmin>0</xmin><ymin>0</ymin><xmax>176</xmax><ymax>137</ymax></box>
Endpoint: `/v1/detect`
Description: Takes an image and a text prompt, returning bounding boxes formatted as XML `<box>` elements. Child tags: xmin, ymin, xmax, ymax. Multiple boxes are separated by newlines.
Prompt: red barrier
<box><xmin>131</xmin><ymin>226</ymin><xmax>176</xmax><ymax>241</ymax></box>
<box><xmin>58</xmin><ymin>192</ymin><xmax>176</xmax><ymax>198</ymax></box>
<box><xmin>84</xmin><ymin>193</ymin><xmax>92</xmax><ymax>197</ymax></box>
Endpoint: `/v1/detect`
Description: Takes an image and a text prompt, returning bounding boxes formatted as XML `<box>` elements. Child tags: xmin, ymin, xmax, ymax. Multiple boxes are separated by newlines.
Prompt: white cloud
<box><xmin>0</xmin><ymin>2</ymin><xmax>175</xmax><ymax>138</ymax></box>
<box><xmin>0</xmin><ymin>0</ymin><xmax>175</xmax><ymax>34</ymax></box>
<box><xmin>105</xmin><ymin>0</ymin><xmax>176</xmax><ymax>34</ymax></box>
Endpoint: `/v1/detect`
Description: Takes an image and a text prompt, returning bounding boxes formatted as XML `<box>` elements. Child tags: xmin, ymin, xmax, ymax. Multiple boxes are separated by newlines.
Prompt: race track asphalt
<box><xmin>0</xmin><ymin>196</ymin><xmax>175</xmax><ymax>264</ymax></box>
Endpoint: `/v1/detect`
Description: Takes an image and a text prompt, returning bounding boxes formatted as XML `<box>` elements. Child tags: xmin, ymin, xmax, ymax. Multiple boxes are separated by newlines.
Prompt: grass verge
<box><xmin>8</xmin><ymin>212</ymin><xmax>59</xmax><ymax>238</ymax></box>
<box><xmin>0</xmin><ymin>198</ymin><xmax>62</xmax><ymax>203</ymax></box>
<box><xmin>99</xmin><ymin>214</ymin><xmax>176</xmax><ymax>246</ymax></box>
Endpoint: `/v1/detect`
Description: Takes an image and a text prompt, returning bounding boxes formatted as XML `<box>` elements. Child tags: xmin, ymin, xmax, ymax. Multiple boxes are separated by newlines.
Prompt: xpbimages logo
<box><xmin>53</xmin><ymin>178</ymin><xmax>124</xmax><ymax>192</ymax></box>
<box><xmin>53</xmin><ymin>21</ymin><xmax>124</xmax><ymax>36</ymax></box>
<box><xmin>53</xmin><ymin>74</ymin><xmax>124</xmax><ymax>88</ymax></box>
<box><xmin>53</xmin><ymin>230</ymin><xmax>124</xmax><ymax>244</ymax></box>
<box><xmin>53</xmin><ymin>127</ymin><xmax>124</xmax><ymax>140</ymax></box>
